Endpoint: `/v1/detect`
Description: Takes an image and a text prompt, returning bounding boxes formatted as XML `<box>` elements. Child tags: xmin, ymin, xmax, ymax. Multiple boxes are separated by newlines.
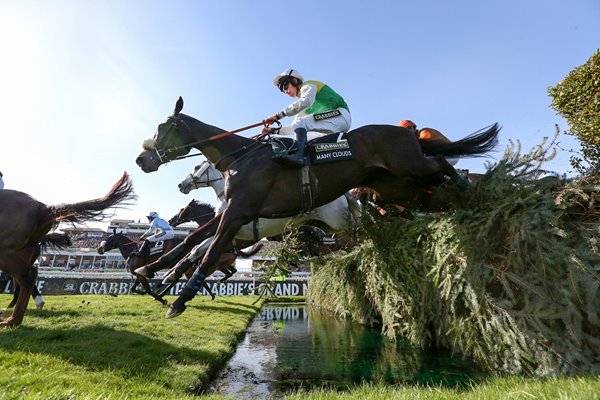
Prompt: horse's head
<box><xmin>168</xmin><ymin>203</ymin><xmax>189</xmax><ymax>227</ymax></box>
<box><xmin>171</xmin><ymin>199</ymin><xmax>216</xmax><ymax>226</ymax></box>
<box><xmin>178</xmin><ymin>161</ymin><xmax>224</xmax><ymax>194</ymax></box>
<box><xmin>136</xmin><ymin>97</ymin><xmax>193</xmax><ymax>173</ymax></box>
<box><xmin>97</xmin><ymin>229</ymin><xmax>128</xmax><ymax>254</ymax></box>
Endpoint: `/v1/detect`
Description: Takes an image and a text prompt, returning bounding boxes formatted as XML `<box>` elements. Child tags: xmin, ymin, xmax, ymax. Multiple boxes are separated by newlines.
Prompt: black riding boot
<box><xmin>165</xmin><ymin>269</ymin><xmax>206</xmax><ymax>319</ymax></box>
<box><xmin>132</xmin><ymin>240</ymin><xmax>150</xmax><ymax>258</ymax></box>
<box><xmin>162</xmin><ymin>258</ymin><xmax>193</xmax><ymax>284</ymax></box>
<box><xmin>280</xmin><ymin>128</ymin><xmax>307</xmax><ymax>166</ymax></box>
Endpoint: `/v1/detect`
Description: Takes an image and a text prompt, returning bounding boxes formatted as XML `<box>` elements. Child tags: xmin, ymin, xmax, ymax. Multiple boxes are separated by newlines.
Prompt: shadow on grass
<box><xmin>0</xmin><ymin>324</ymin><xmax>212</xmax><ymax>376</ymax></box>
<box><xmin>188</xmin><ymin>299</ymin><xmax>261</xmax><ymax>316</ymax></box>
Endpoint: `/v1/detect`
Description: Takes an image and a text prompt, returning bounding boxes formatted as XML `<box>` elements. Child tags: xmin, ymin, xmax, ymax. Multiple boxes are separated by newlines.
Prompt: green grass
<box><xmin>0</xmin><ymin>294</ymin><xmax>264</xmax><ymax>399</ymax></box>
<box><xmin>1</xmin><ymin>295</ymin><xmax>598</xmax><ymax>399</ymax></box>
<box><xmin>284</xmin><ymin>376</ymin><xmax>600</xmax><ymax>399</ymax></box>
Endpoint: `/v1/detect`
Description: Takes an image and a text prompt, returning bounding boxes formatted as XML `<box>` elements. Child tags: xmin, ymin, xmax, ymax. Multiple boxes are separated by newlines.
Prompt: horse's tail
<box><xmin>419</xmin><ymin>123</ymin><xmax>500</xmax><ymax>158</ymax></box>
<box><xmin>49</xmin><ymin>172</ymin><xmax>137</xmax><ymax>225</ymax></box>
<box><xmin>39</xmin><ymin>232</ymin><xmax>72</xmax><ymax>252</ymax></box>
<box><xmin>236</xmin><ymin>242</ymin><xmax>264</xmax><ymax>258</ymax></box>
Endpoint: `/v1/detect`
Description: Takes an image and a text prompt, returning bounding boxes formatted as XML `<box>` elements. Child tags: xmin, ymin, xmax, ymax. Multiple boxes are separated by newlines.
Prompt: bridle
<box><xmin>100</xmin><ymin>233</ymin><xmax>140</xmax><ymax>252</ymax></box>
<box><xmin>143</xmin><ymin>116</ymin><xmax>195</xmax><ymax>165</ymax></box>
<box><xmin>143</xmin><ymin>115</ymin><xmax>272</xmax><ymax>168</ymax></box>
<box><xmin>188</xmin><ymin>162</ymin><xmax>224</xmax><ymax>194</ymax></box>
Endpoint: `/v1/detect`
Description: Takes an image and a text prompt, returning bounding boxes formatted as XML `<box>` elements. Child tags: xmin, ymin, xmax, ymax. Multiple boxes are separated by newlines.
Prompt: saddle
<box><xmin>147</xmin><ymin>241</ymin><xmax>165</xmax><ymax>257</ymax></box>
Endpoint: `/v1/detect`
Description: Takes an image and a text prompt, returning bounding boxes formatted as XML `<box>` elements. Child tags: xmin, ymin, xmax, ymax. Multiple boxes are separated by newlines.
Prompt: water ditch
<box><xmin>209</xmin><ymin>303</ymin><xmax>482</xmax><ymax>399</ymax></box>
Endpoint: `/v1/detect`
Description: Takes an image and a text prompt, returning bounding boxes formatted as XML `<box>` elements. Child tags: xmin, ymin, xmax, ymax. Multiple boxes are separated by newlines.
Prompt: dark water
<box><xmin>210</xmin><ymin>304</ymin><xmax>481</xmax><ymax>399</ymax></box>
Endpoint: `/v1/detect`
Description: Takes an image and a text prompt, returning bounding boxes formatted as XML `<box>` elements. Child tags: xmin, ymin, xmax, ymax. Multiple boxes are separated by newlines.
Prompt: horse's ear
<box><xmin>174</xmin><ymin>97</ymin><xmax>184</xmax><ymax>115</ymax></box>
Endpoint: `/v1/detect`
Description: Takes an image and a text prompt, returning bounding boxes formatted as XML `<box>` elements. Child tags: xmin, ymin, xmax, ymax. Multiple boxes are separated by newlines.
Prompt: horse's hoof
<box><xmin>35</xmin><ymin>302</ymin><xmax>45</xmax><ymax>310</ymax></box>
<box><xmin>165</xmin><ymin>303</ymin><xmax>186</xmax><ymax>319</ymax></box>
<box><xmin>0</xmin><ymin>316</ymin><xmax>18</xmax><ymax>328</ymax></box>
<box><xmin>134</xmin><ymin>266</ymin><xmax>155</xmax><ymax>279</ymax></box>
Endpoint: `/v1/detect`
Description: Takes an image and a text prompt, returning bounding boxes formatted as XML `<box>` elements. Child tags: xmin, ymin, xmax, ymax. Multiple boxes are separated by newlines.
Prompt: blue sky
<box><xmin>1</xmin><ymin>1</ymin><xmax>598</xmax><ymax>227</ymax></box>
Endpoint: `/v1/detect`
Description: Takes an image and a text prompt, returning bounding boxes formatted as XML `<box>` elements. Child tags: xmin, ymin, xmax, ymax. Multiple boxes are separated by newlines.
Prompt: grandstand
<box><xmin>38</xmin><ymin>219</ymin><xmax>285</xmax><ymax>273</ymax></box>
<box><xmin>39</xmin><ymin>219</ymin><xmax>198</xmax><ymax>271</ymax></box>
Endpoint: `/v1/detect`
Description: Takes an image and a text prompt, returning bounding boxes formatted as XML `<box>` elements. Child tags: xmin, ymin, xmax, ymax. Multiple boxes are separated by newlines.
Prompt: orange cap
<box><xmin>418</xmin><ymin>129</ymin><xmax>432</xmax><ymax>140</ymax></box>
<box><xmin>399</xmin><ymin>119</ymin><xmax>417</xmax><ymax>129</ymax></box>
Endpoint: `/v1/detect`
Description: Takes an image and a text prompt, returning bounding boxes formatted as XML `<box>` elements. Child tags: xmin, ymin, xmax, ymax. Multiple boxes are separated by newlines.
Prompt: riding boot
<box><xmin>162</xmin><ymin>258</ymin><xmax>193</xmax><ymax>285</ymax></box>
<box><xmin>165</xmin><ymin>269</ymin><xmax>206</xmax><ymax>319</ymax></box>
<box><xmin>132</xmin><ymin>240</ymin><xmax>150</xmax><ymax>258</ymax></box>
<box><xmin>279</xmin><ymin>128</ymin><xmax>307</xmax><ymax>166</ymax></box>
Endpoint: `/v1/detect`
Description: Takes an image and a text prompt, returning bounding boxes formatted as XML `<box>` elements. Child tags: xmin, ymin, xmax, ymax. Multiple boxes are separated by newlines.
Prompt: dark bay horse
<box><xmin>176</xmin><ymin>160</ymin><xmax>359</xmax><ymax>238</ymax></box>
<box><xmin>353</xmin><ymin>172</ymin><xmax>486</xmax><ymax>216</ymax></box>
<box><xmin>168</xmin><ymin>200</ymin><xmax>241</xmax><ymax>285</ymax></box>
<box><xmin>2</xmin><ymin>232</ymin><xmax>71</xmax><ymax>314</ymax></box>
<box><xmin>159</xmin><ymin>200</ymin><xmax>263</xmax><ymax>286</ymax></box>
<box><xmin>168</xmin><ymin>199</ymin><xmax>218</xmax><ymax>227</ymax></box>
<box><xmin>98</xmin><ymin>202</ymin><xmax>253</xmax><ymax>302</ymax></box>
<box><xmin>97</xmin><ymin>231</ymin><xmax>185</xmax><ymax>304</ymax></box>
<box><xmin>135</xmin><ymin>97</ymin><xmax>499</xmax><ymax>318</ymax></box>
<box><xmin>0</xmin><ymin>172</ymin><xmax>135</xmax><ymax>327</ymax></box>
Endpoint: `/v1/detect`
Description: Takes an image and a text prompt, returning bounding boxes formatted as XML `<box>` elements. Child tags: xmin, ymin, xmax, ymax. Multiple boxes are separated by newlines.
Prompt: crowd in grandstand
<box><xmin>69</xmin><ymin>232</ymin><xmax>107</xmax><ymax>249</ymax></box>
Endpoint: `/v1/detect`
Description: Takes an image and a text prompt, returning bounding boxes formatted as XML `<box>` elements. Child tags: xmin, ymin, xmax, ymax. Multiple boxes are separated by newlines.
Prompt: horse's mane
<box><xmin>190</xmin><ymin>200</ymin><xmax>215</xmax><ymax>212</ymax></box>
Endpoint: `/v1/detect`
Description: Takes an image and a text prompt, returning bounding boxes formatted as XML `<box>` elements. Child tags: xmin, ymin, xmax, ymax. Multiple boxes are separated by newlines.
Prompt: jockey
<box><xmin>399</xmin><ymin>120</ymin><xmax>458</xmax><ymax>165</ymax></box>
<box><xmin>264</xmin><ymin>68</ymin><xmax>351</xmax><ymax>166</ymax></box>
<box><xmin>0</xmin><ymin>171</ymin><xmax>4</xmax><ymax>189</ymax></box>
<box><xmin>134</xmin><ymin>211</ymin><xmax>175</xmax><ymax>257</ymax></box>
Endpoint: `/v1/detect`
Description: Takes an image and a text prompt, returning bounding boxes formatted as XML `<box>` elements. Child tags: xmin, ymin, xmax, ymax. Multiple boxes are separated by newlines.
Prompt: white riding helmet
<box><xmin>147</xmin><ymin>211</ymin><xmax>158</xmax><ymax>219</ymax></box>
<box><xmin>273</xmin><ymin>68</ymin><xmax>304</xmax><ymax>90</ymax></box>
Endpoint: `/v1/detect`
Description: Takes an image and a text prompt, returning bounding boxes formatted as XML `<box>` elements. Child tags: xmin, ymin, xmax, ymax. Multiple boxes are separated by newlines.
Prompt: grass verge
<box><xmin>0</xmin><ymin>294</ymin><xmax>263</xmax><ymax>399</ymax></box>
<box><xmin>1</xmin><ymin>295</ymin><xmax>598</xmax><ymax>399</ymax></box>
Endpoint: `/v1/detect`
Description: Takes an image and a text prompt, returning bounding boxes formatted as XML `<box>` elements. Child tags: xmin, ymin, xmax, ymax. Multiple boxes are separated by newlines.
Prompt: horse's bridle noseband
<box><xmin>145</xmin><ymin>116</ymin><xmax>194</xmax><ymax>165</ymax></box>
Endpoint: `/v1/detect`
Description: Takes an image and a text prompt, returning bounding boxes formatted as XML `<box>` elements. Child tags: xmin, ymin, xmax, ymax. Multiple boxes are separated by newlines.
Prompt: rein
<box><xmin>152</xmin><ymin>117</ymin><xmax>276</xmax><ymax>171</ymax></box>
<box><xmin>169</xmin><ymin>120</ymin><xmax>267</xmax><ymax>155</ymax></box>
<box><xmin>175</xmin><ymin>210</ymin><xmax>216</xmax><ymax>224</ymax></box>
<box><xmin>151</xmin><ymin>119</ymin><xmax>270</xmax><ymax>166</ymax></box>
<box><xmin>121</xmin><ymin>238</ymin><xmax>142</xmax><ymax>247</ymax></box>
<box><xmin>175</xmin><ymin>152</ymin><xmax>203</xmax><ymax>160</ymax></box>
<box><xmin>213</xmin><ymin>130</ymin><xmax>274</xmax><ymax>170</ymax></box>
<box><xmin>213</xmin><ymin>142</ymin><xmax>265</xmax><ymax>170</ymax></box>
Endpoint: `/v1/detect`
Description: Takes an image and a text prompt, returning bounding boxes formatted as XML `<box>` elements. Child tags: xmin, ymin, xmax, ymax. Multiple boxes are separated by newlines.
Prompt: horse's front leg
<box><xmin>134</xmin><ymin>216</ymin><xmax>221</xmax><ymax>279</ymax></box>
<box><xmin>166</xmin><ymin>212</ymin><xmax>246</xmax><ymax>319</ymax></box>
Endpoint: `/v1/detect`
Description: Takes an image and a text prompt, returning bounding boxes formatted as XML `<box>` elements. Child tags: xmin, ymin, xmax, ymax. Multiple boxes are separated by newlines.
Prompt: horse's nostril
<box><xmin>135</xmin><ymin>156</ymin><xmax>143</xmax><ymax>166</ymax></box>
<box><xmin>178</xmin><ymin>183</ymin><xmax>182</xmax><ymax>188</ymax></box>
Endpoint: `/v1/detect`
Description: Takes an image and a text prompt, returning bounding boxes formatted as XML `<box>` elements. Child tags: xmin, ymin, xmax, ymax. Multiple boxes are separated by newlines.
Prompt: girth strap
<box><xmin>253</xmin><ymin>219</ymin><xmax>260</xmax><ymax>243</ymax></box>
<box><xmin>300</xmin><ymin>165</ymin><xmax>314</xmax><ymax>213</ymax></box>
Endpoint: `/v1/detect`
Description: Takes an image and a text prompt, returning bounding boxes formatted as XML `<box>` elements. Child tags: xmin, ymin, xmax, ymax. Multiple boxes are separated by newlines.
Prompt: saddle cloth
<box><xmin>148</xmin><ymin>241</ymin><xmax>164</xmax><ymax>256</ymax></box>
<box><xmin>270</xmin><ymin>132</ymin><xmax>355</xmax><ymax>165</ymax></box>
